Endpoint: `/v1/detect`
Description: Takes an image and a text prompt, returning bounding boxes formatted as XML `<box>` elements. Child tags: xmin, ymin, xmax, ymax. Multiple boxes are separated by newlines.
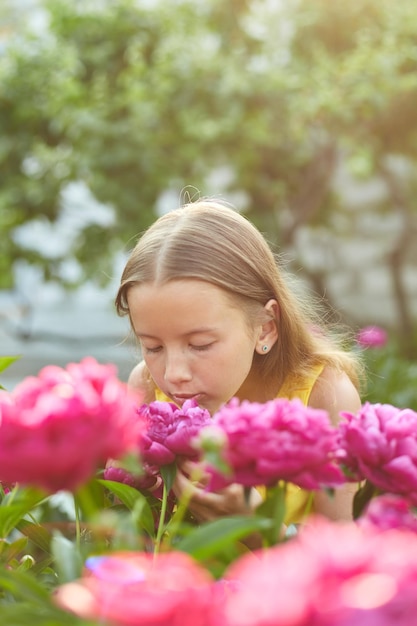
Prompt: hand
<box><xmin>172</xmin><ymin>459</ymin><xmax>262</xmax><ymax>524</ymax></box>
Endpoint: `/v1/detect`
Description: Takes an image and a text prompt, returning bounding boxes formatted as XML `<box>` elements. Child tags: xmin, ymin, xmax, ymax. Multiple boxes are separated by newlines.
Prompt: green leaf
<box><xmin>50</xmin><ymin>531</ymin><xmax>83</xmax><ymax>583</ymax></box>
<box><xmin>0</xmin><ymin>355</ymin><xmax>20</xmax><ymax>374</ymax></box>
<box><xmin>177</xmin><ymin>516</ymin><xmax>272</xmax><ymax>560</ymax></box>
<box><xmin>1</xmin><ymin>485</ymin><xmax>47</xmax><ymax>508</ymax></box>
<box><xmin>16</xmin><ymin>518</ymin><xmax>53</xmax><ymax>553</ymax></box>
<box><xmin>74</xmin><ymin>478</ymin><xmax>106</xmax><ymax>519</ymax></box>
<box><xmin>98</xmin><ymin>478</ymin><xmax>147</xmax><ymax>510</ymax></box>
<box><xmin>130</xmin><ymin>496</ymin><xmax>156</xmax><ymax>539</ymax></box>
<box><xmin>0</xmin><ymin>507</ymin><xmax>26</xmax><ymax>538</ymax></box>
<box><xmin>0</xmin><ymin>488</ymin><xmax>48</xmax><ymax>538</ymax></box>
<box><xmin>0</xmin><ymin>535</ymin><xmax>28</xmax><ymax>563</ymax></box>
<box><xmin>0</xmin><ymin>604</ymin><xmax>80</xmax><ymax>626</ymax></box>
<box><xmin>353</xmin><ymin>479</ymin><xmax>377</xmax><ymax>519</ymax></box>
<box><xmin>0</xmin><ymin>566</ymin><xmax>51</xmax><ymax>604</ymax></box>
<box><xmin>98</xmin><ymin>479</ymin><xmax>156</xmax><ymax>537</ymax></box>
<box><xmin>160</xmin><ymin>462</ymin><xmax>177</xmax><ymax>493</ymax></box>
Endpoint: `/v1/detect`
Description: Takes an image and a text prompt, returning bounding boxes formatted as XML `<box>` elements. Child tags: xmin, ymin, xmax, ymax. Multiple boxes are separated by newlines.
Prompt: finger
<box><xmin>173</xmin><ymin>471</ymin><xmax>211</xmax><ymax>503</ymax></box>
<box><xmin>177</xmin><ymin>459</ymin><xmax>208</xmax><ymax>483</ymax></box>
<box><xmin>147</xmin><ymin>476</ymin><xmax>162</xmax><ymax>493</ymax></box>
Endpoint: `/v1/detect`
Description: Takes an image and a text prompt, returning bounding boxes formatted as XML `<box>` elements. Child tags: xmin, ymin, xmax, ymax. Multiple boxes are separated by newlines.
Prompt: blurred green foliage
<box><xmin>0</xmin><ymin>0</ymin><xmax>416</xmax><ymax>354</ymax></box>
<box><xmin>361</xmin><ymin>343</ymin><xmax>417</xmax><ymax>410</ymax></box>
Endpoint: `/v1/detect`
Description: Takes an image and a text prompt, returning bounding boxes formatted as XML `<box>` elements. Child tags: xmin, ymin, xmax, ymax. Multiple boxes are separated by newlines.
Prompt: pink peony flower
<box><xmin>337</xmin><ymin>402</ymin><xmax>417</xmax><ymax>504</ymax></box>
<box><xmin>138</xmin><ymin>399</ymin><xmax>212</xmax><ymax>467</ymax></box>
<box><xmin>103</xmin><ymin>399</ymin><xmax>211</xmax><ymax>521</ymax></box>
<box><xmin>358</xmin><ymin>494</ymin><xmax>417</xmax><ymax>534</ymax></box>
<box><xmin>218</xmin><ymin>517</ymin><xmax>417</xmax><ymax>626</ymax></box>
<box><xmin>55</xmin><ymin>550</ymin><xmax>215</xmax><ymax>626</ymax></box>
<box><xmin>202</xmin><ymin>397</ymin><xmax>345</xmax><ymax>491</ymax></box>
<box><xmin>356</xmin><ymin>325</ymin><xmax>388</xmax><ymax>348</ymax></box>
<box><xmin>0</xmin><ymin>358</ymin><xmax>143</xmax><ymax>493</ymax></box>
<box><xmin>103</xmin><ymin>464</ymin><xmax>160</xmax><ymax>493</ymax></box>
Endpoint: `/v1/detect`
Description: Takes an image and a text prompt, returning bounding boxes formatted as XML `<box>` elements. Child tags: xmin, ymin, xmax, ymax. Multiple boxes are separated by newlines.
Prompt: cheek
<box><xmin>142</xmin><ymin>355</ymin><xmax>164</xmax><ymax>381</ymax></box>
<box><xmin>216</xmin><ymin>336</ymin><xmax>254</xmax><ymax>364</ymax></box>
<box><xmin>221</xmin><ymin>342</ymin><xmax>256</xmax><ymax>378</ymax></box>
<box><xmin>236</xmin><ymin>333</ymin><xmax>258</xmax><ymax>361</ymax></box>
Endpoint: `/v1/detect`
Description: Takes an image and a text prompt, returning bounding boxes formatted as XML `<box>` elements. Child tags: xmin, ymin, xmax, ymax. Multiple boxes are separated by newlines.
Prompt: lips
<box><xmin>171</xmin><ymin>393</ymin><xmax>202</xmax><ymax>406</ymax></box>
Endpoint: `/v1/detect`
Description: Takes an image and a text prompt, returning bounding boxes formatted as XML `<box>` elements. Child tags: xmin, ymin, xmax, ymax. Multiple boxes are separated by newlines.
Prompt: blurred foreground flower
<box><xmin>202</xmin><ymin>397</ymin><xmax>345</xmax><ymax>491</ymax></box>
<box><xmin>337</xmin><ymin>402</ymin><xmax>417</xmax><ymax>507</ymax></box>
<box><xmin>219</xmin><ymin>517</ymin><xmax>417</xmax><ymax>626</ymax></box>
<box><xmin>55</xmin><ymin>519</ymin><xmax>417</xmax><ymax>626</ymax></box>
<box><xmin>356</xmin><ymin>325</ymin><xmax>388</xmax><ymax>348</ymax></box>
<box><xmin>55</xmin><ymin>550</ymin><xmax>214</xmax><ymax>626</ymax></box>
<box><xmin>0</xmin><ymin>358</ymin><xmax>143</xmax><ymax>493</ymax></box>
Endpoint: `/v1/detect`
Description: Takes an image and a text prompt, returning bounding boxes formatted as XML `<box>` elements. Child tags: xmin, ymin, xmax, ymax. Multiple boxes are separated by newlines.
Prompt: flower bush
<box><xmin>1</xmin><ymin>355</ymin><xmax>417</xmax><ymax>625</ymax></box>
<box><xmin>355</xmin><ymin>325</ymin><xmax>417</xmax><ymax>410</ymax></box>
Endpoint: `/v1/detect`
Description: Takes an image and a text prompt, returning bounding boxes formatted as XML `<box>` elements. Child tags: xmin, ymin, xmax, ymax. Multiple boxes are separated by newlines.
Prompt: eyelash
<box><xmin>143</xmin><ymin>346</ymin><xmax>162</xmax><ymax>354</ymax></box>
<box><xmin>191</xmin><ymin>343</ymin><xmax>212</xmax><ymax>352</ymax></box>
<box><xmin>143</xmin><ymin>343</ymin><xmax>213</xmax><ymax>354</ymax></box>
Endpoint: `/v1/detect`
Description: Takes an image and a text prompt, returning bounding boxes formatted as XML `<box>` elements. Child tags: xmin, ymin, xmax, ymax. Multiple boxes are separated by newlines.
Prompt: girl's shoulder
<box><xmin>128</xmin><ymin>361</ymin><xmax>156</xmax><ymax>404</ymax></box>
<box><xmin>309</xmin><ymin>365</ymin><xmax>362</xmax><ymax>425</ymax></box>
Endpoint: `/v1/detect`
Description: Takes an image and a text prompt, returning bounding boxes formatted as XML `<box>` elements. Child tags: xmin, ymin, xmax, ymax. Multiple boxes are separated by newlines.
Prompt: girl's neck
<box><xmin>235</xmin><ymin>371</ymin><xmax>279</xmax><ymax>404</ymax></box>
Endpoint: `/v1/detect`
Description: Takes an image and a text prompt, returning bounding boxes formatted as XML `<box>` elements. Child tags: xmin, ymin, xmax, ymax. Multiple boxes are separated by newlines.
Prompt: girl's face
<box><xmin>127</xmin><ymin>279</ymin><xmax>262</xmax><ymax>415</ymax></box>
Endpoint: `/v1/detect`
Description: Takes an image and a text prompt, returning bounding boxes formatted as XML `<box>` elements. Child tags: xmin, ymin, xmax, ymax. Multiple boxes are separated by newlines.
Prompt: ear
<box><xmin>255</xmin><ymin>299</ymin><xmax>279</xmax><ymax>355</ymax></box>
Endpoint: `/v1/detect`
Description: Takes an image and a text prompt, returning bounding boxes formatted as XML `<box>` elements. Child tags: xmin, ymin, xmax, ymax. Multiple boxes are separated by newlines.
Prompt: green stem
<box><xmin>273</xmin><ymin>482</ymin><xmax>287</xmax><ymax>544</ymax></box>
<box><xmin>261</xmin><ymin>481</ymin><xmax>288</xmax><ymax>546</ymax></box>
<box><xmin>154</xmin><ymin>480</ymin><xmax>168</xmax><ymax>557</ymax></box>
<box><xmin>74</xmin><ymin>496</ymin><xmax>81</xmax><ymax>551</ymax></box>
<box><xmin>164</xmin><ymin>483</ymin><xmax>194</xmax><ymax>547</ymax></box>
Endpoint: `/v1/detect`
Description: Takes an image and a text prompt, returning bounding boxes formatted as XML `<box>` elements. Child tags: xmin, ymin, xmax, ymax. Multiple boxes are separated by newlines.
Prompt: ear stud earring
<box><xmin>262</xmin><ymin>345</ymin><xmax>268</xmax><ymax>352</ymax></box>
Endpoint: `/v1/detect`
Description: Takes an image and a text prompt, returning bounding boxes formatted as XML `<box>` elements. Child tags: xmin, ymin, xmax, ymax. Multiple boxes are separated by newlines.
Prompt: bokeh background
<box><xmin>1</xmin><ymin>0</ymin><xmax>416</xmax><ymax>406</ymax></box>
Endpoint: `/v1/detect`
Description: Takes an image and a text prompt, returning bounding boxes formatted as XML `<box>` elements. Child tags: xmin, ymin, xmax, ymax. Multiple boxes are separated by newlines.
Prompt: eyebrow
<box><xmin>135</xmin><ymin>328</ymin><xmax>218</xmax><ymax>339</ymax></box>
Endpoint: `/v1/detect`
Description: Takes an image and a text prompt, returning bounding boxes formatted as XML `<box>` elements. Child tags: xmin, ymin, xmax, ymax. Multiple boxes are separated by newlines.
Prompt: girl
<box><xmin>115</xmin><ymin>199</ymin><xmax>362</xmax><ymax>528</ymax></box>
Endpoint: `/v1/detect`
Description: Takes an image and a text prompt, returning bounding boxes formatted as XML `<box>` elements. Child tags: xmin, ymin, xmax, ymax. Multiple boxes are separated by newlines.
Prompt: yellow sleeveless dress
<box><xmin>274</xmin><ymin>364</ymin><xmax>324</xmax><ymax>524</ymax></box>
<box><xmin>155</xmin><ymin>363</ymin><xmax>324</xmax><ymax>525</ymax></box>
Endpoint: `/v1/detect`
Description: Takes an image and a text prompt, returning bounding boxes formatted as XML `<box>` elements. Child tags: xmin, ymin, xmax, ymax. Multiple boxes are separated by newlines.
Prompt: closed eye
<box><xmin>143</xmin><ymin>345</ymin><xmax>162</xmax><ymax>354</ymax></box>
<box><xmin>191</xmin><ymin>343</ymin><xmax>214</xmax><ymax>352</ymax></box>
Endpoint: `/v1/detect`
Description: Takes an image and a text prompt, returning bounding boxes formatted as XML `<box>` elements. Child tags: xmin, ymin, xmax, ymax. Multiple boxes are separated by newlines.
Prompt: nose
<box><xmin>163</xmin><ymin>349</ymin><xmax>192</xmax><ymax>385</ymax></box>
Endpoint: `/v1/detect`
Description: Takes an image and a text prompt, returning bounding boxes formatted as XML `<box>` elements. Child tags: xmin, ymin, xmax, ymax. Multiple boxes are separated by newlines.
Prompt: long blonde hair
<box><xmin>116</xmin><ymin>199</ymin><xmax>362</xmax><ymax>392</ymax></box>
